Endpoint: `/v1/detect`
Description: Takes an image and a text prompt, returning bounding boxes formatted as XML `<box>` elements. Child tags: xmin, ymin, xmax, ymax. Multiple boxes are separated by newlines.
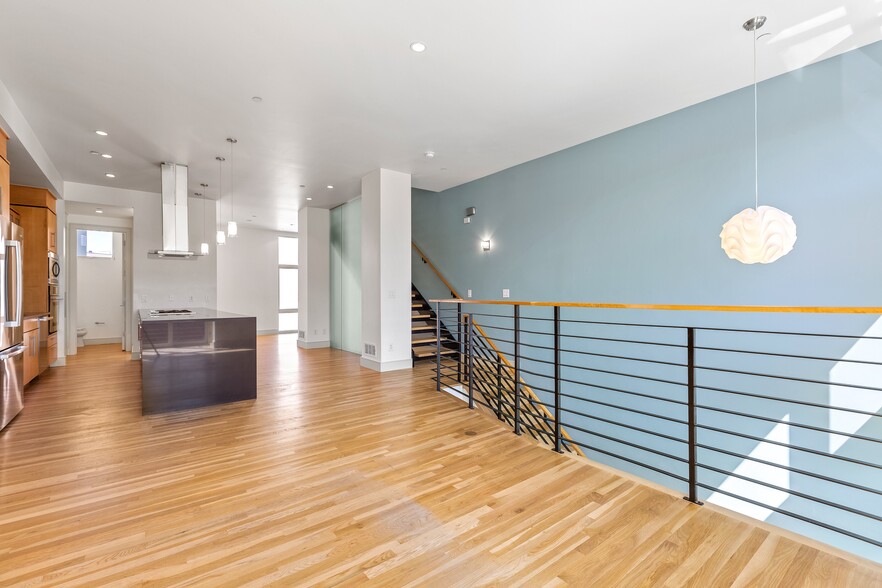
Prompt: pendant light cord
<box><xmin>218</xmin><ymin>157</ymin><xmax>224</xmax><ymax>229</ymax></box>
<box><xmin>753</xmin><ymin>16</ymin><xmax>759</xmax><ymax>210</ymax></box>
<box><xmin>229</xmin><ymin>140</ymin><xmax>234</xmax><ymax>223</ymax></box>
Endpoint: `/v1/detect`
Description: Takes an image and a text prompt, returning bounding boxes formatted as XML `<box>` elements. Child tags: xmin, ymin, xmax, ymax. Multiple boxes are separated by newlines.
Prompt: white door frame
<box><xmin>66</xmin><ymin>224</ymin><xmax>134</xmax><ymax>354</ymax></box>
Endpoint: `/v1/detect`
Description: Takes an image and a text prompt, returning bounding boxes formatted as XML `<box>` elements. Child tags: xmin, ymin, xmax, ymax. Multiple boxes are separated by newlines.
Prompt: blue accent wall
<box><xmin>412</xmin><ymin>41</ymin><xmax>882</xmax><ymax>562</ymax></box>
<box><xmin>414</xmin><ymin>41</ymin><xmax>882</xmax><ymax>306</ymax></box>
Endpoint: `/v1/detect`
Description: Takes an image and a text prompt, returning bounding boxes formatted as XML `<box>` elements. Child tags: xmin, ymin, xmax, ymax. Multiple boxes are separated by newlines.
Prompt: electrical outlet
<box><xmin>388</xmin><ymin>290</ymin><xmax>396</xmax><ymax>299</ymax></box>
<box><xmin>169</xmin><ymin>295</ymin><xmax>175</xmax><ymax>302</ymax></box>
<box><xmin>323</xmin><ymin>328</ymin><xmax>327</xmax><ymax>335</ymax></box>
<box><xmin>140</xmin><ymin>295</ymin><xmax>148</xmax><ymax>303</ymax></box>
<box><xmin>467</xmin><ymin>289</ymin><xmax>472</xmax><ymax>298</ymax></box>
<box><xmin>189</xmin><ymin>295</ymin><xmax>194</xmax><ymax>303</ymax></box>
<box><xmin>387</xmin><ymin>343</ymin><xmax>394</xmax><ymax>352</ymax></box>
<box><xmin>502</xmin><ymin>289</ymin><xmax>510</xmax><ymax>298</ymax></box>
<box><xmin>463</xmin><ymin>217</ymin><xmax>471</xmax><ymax>224</ymax></box>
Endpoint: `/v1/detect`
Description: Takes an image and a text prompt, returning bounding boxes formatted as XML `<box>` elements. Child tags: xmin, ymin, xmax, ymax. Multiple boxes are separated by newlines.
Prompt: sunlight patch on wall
<box><xmin>708</xmin><ymin>415</ymin><xmax>791</xmax><ymax>521</ymax></box>
<box><xmin>829</xmin><ymin>316</ymin><xmax>882</xmax><ymax>453</ymax></box>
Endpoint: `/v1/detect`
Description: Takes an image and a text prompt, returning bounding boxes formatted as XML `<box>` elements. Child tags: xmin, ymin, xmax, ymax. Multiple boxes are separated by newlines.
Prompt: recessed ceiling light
<box><xmin>95</xmin><ymin>130</ymin><xmax>108</xmax><ymax>136</ymax></box>
<box><xmin>251</xmin><ymin>96</ymin><xmax>263</xmax><ymax>103</ymax></box>
<box><xmin>425</xmin><ymin>151</ymin><xmax>435</xmax><ymax>159</ymax></box>
<box><xmin>105</xmin><ymin>173</ymin><xmax>116</xmax><ymax>178</ymax></box>
<box><xmin>299</xmin><ymin>184</ymin><xmax>306</xmax><ymax>188</ymax></box>
<box><xmin>410</xmin><ymin>42</ymin><xmax>427</xmax><ymax>53</ymax></box>
<box><xmin>89</xmin><ymin>150</ymin><xmax>100</xmax><ymax>156</ymax></box>
<box><xmin>326</xmin><ymin>185</ymin><xmax>334</xmax><ymax>189</ymax></box>
<box><xmin>95</xmin><ymin>208</ymin><xmax>104</xmax><ymax>214</ymax></box>
<box><xmin>101</xmin><ymin>153</ymin><xmax>112</xmax><ymax>159</ymax></box>
<box><xmin>441</xmin><ymin>167</ymin><xmax>448</xmax><ymax>172</ymax></box>
<box><xmin>306</xmin><ymin>197</ymin><xmax>313</xmax><ymax>201</ymax></box>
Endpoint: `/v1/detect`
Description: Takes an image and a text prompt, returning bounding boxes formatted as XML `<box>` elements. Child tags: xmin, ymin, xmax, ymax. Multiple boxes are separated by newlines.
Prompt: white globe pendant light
<box><xmin>720</xmin><ymin>16</ymin><xmax>796</xmax><ymax>264</ymax></box>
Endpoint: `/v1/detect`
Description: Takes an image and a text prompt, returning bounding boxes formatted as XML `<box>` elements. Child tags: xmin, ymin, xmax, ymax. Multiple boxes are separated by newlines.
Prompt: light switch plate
<box><xmin>467</xmin><ymin>289</ymin><xmax>472</xmax><ymax>298</ymax></box>
<box><xmin>502</xmin><ymin>289</ymin><xmax>510</xmax><ymax>298</ymax></box>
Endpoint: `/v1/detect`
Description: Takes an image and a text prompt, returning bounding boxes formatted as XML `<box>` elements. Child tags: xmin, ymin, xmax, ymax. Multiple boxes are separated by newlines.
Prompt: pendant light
<box><xmin>720</xmin><ymin>16</ymin><xmax>797</xmax><ymax>264</ymax></box>
<box><xmin>226</xmin><ymin>137</ymin><xmax>238</xmax><ymax>238</ymax></box>
<box><xmin>215</xmin><ymin>156</ymin><xmax>226</xmax><ymax>245</ymax></box>
<box><xmin>199</xmin><ymin>183</ymin><xmax>210</xmax><ymax>255</ymax></box>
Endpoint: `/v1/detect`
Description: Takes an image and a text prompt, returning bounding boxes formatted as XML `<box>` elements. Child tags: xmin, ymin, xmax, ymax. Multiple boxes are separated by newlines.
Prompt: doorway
<box><xmin>66</xmin><ymin>204</ymin><xmax>134</xmax><ymax>354</ymax></box>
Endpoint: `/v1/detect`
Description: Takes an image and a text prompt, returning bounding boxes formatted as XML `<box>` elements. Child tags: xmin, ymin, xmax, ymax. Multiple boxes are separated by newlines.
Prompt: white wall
<box><xmin>76</xmin><ymin>232</ymin><xmax>124</xmax><ymax>342</ymax></box>
<box><xmin>360</xmin><ymin>169</ymin><xmax>411</xmax><ymax>371</ymax></box>
<box><xmin>217</xmin><ymin>225</ymin><xmax>292</xmax><ymax>334</ymax></box>
<box><xmin>63</xmin><ymin>181</ymin><xmax>218</xmax><ymax>354</ymax></box>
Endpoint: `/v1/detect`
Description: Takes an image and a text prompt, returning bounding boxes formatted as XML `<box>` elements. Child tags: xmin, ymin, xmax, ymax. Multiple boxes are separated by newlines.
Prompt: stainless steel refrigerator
<box><xmin>0</xmin><ymin>216</ymin><xmax>24</xmax><ymax>432</ymax></box>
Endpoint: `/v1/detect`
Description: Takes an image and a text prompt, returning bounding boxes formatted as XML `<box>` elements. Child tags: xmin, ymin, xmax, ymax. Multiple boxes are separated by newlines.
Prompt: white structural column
<box><xmin>360</xmin><ymin>169</ymin><xmax>412</xmax><ymax>372</ymax></box>
<box><xmin>297</xmin><ymin>207</ymin><xmax>331</xmax><ymax>349</ymax></box>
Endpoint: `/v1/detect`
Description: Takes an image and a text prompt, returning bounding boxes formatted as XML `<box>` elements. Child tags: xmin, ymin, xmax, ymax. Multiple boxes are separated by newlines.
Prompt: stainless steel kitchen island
<box><xmin>137</xmin><ymin>308</ymin><xmax>257</xmax><ymax>415</ymax></box>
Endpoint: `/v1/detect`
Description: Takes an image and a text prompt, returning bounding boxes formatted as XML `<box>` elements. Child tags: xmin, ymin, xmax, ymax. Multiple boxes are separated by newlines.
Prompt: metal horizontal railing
<box><xmin>430</xmin><ymin>298</ymin><xmax>882</xmax><ymax>561</ymax></box>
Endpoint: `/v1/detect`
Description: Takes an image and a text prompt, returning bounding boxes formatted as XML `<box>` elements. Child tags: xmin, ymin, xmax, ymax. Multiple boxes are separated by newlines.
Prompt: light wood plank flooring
<box><xmin>1</xmin><ymin>337</ymin><xmax>880</xmax><ymax>587</ymax></box>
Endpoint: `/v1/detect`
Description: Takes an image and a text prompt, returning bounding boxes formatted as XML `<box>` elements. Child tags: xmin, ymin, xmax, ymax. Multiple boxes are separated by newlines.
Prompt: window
<box><xmin>76</xmin><ymin>229</ymin><xmax>114</xmax><ymax>258</ymax></box>
<box><xmin>278</xmin><ymin>236</ymin><xmax>298</xmax><ymax>333</ymax></box>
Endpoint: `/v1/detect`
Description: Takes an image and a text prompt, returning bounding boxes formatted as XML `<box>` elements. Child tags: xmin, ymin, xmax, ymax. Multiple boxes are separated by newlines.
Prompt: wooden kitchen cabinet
<box><xmin>47</xmin><ymin>333</ymin><xmax>57</xmax><ymax>366</ymax></box>
<box><xmin>23</xmin><ymin>319</ymin><xmax>39</xmax><ymax>386</ymax></box>
<box><xmin>10</xmin><ymin>185</ymin><xmax>57</xmax><ymax>316</ymax></box>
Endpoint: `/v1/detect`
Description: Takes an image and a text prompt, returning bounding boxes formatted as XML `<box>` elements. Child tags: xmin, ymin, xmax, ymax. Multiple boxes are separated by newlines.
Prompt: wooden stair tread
<box><xmin>414</xmin><ymin>346</ymin><xmax>457</xmax><ymax>358</ymax></box>
<box><xmin>413</xmin><ymin>335</ymin><xmax>455</xmax><ymax>345</ymax></box>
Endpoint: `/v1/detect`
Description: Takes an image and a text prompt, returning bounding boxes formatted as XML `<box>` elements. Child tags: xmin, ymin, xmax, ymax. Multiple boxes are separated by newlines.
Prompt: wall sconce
<box><xmin>480</xmin><ymin>239</ymin><xmax>491</xmax><ymax>252</ymax></box>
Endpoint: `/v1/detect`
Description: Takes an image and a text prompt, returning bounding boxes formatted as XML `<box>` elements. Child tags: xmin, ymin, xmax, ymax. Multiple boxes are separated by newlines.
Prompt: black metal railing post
<box><xmin>513</xmin><ymin>305</ymin><xmax>522</xmax><ymax>436</ymax></box>
<box><xmin>553</xmin><ymin>306</ymin><xmax>563</xmax><ymax>453</ymax></box>
<box><xmin>495</xmin><ymin>355</ymin><xmax>503</xmax><ymax>421</ymax></box>
<box><xmin>435</xmin><ymin>302</ymin><xmax>441</xmax><ymax>392</ymax></box>
<box><xmin>457</xmin><ymin>303</ymin><xmax>463</xmax><ymax>383</ymax></box>
<box><xmin>685</xmin><ymin>327</ymin><xmax>703</xmax><ymax>505</ymax></box>
<box><xmin>467</xmin><ymin>314</ymin><xmax>475</xmax><ymax>410</ymax></box>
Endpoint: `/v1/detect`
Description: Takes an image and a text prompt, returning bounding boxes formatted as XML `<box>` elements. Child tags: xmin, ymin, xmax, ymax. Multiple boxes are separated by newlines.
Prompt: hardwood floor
<box><xmin>1</xmin><ymin>337</ymin><xmax>880</xmax><ymax>587</ymax></box>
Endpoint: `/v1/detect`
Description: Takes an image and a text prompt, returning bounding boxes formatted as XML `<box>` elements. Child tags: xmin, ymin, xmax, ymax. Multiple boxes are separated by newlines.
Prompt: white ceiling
<box><xmin>0</xmin><ymin>1</ymin><xmax>879</xmax><ymax>231</ymax></box>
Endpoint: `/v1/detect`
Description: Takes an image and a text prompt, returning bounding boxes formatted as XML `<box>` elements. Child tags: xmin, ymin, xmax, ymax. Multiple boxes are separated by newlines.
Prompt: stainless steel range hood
<box><xmin>151</xmin><ymin>162</ymin><xmax>195</xmax><ymax>258</ymax></box>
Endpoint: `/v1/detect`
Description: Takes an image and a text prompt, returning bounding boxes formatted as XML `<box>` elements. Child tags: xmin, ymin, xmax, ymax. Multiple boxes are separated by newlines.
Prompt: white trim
<box><xmin>84</xmin><ymin>337</ymin><xmax>122</xmax><ymax>345</ymax></box>
<box><xmin>298</xmin><ymin>339</ymin><xmax>330</xmax><ymax>349</ymax></box>
<box><xmin>359</xmin><ymin>357</ymin><xmax>412</xmax><ymax>372</ymax></box>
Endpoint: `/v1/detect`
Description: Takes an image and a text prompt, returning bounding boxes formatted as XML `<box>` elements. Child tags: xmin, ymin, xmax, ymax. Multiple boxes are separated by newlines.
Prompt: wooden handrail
<box><xmin>430</xmin><ymin>299</ymin><xmax>882</xmax><ymax>315</ymax></box>
<box><xmin>412</xmin><ymin>242</ymin><xmax>461</xmax><ymax>299</ymax></box>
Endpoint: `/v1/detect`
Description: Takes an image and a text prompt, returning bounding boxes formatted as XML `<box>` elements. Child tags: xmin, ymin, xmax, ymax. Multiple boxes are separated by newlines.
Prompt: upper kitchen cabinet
<box><xmin>11</xmin><ymin>185</ymin><xmax>57</xmax><ymax>315</ymax></box>
<box><xmin>0</xmin><ymin>127</ymin><xmax>9</xmax><ymax>219</ymax></box>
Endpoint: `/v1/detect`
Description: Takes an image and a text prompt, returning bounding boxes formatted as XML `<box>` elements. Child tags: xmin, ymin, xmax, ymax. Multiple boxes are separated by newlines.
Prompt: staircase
<box><xmin>411</xmin><ymin>285</ymin><xmax>458</xmax><ymax>361</ymax></box>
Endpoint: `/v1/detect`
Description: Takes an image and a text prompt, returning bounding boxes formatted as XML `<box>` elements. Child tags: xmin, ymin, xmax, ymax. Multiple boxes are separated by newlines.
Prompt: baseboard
<box><xmin>298</xmin><ymin>339</ymin><xmax>330</xmax><ymax>349</ymax></box>
<box><xmin>359</xmin><ymin>357</ymin><xmax>413</xmax><ymax>372</ymax></box>
<box><xmin>85</xmin><ymin>337</ymin><xmax>122</xmax><ymax>345</ymax></box>
<box><xmin>258</xmin><ymin>329</ymin><xmax>279</xmax><ymax>335</ymax></box>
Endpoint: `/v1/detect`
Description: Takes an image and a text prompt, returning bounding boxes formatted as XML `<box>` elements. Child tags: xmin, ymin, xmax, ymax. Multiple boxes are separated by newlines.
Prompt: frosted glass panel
<box><xmin>341</xmin><ymin>199</ymin><xmax>361</xmax><ymax>354</ymax></box>
<box><xmin>279</xmin><ymin>268</ymin><xmax>298</xmax><ymax>310</ymax></box>
<box><xmin>330</xmin><ymin>206</ymin><xmax>343</xmax><ymax>349</ymax></box>
<box><xmin>329</xmin><ymin>199</ymin><xmax>361</xmax><ymax>354</ymax></box>
<box><xmin>279</xmin><ymin>312</ymin><xmax>298</xmax><ymax>333</ymax></box>
<box><xmin>278</xmin><ymin>237</ymin><xmax>298</xmax><ymax>266</ymax></box>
